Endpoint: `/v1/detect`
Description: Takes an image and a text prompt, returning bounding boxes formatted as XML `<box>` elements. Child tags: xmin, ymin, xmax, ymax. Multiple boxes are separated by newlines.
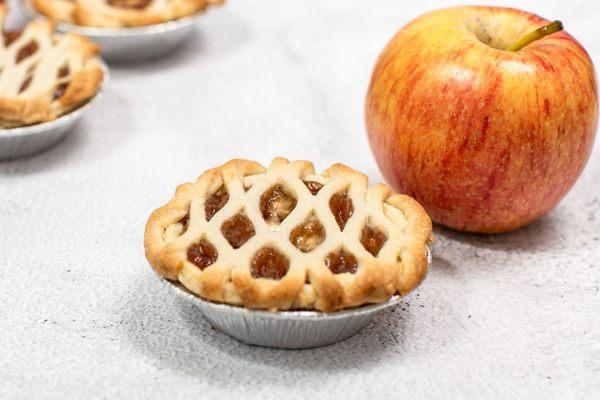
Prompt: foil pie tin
<box><xmin>24</xmin><ymin>1</ymin><xmax>207</xmax><ymax>61</ymax></box>
<box><xmin>160</xmin><ymin>246</ymin><xmax>432</xmax><ymax>349</ymax></box>
<box><xmin>0</xmin><ymin>60</ymin><xmax>108</xmax><ymax>160</ymax></box>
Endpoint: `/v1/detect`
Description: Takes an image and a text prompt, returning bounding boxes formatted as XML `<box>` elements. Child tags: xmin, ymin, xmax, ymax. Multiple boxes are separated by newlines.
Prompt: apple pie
<box><xmin>145</xmin><ymin>158</ymin><xmax>433</xmax><ymax>312</ymax></box>
<box><xmin>31</xmin><ymin>0</ymin><xmax>225</xmax><ymax>28</ymax></box>
<box><xmin>0</xmin><ymin>4</ymin><xmax>103</xmax><ymax>127</ymax></box>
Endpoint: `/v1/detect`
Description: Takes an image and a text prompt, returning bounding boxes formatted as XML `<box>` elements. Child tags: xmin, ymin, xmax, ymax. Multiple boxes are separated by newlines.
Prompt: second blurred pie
<box><xmin>26</xmin><ymin>0</ymin><xmax>226</xmax><ymax>61</ymax></box>
<box><xmin>31</xmin><ymin>0</ymin><xmax>225</xmax><ymax>28</ymax></box>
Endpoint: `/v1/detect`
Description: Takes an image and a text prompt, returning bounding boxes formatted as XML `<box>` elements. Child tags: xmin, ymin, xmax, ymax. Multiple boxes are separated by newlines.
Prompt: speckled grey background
<box><xmin>1</xmin><ymin>0</ymin><xmax>599</xmax><ymax>399</ymax></box>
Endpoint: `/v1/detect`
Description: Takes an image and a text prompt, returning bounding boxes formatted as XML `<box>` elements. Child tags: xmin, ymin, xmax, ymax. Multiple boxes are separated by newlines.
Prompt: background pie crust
<box><xmin>31</xmin><ymin>0</ymin><xmax>225</xmax><ymax>28</ymax></box>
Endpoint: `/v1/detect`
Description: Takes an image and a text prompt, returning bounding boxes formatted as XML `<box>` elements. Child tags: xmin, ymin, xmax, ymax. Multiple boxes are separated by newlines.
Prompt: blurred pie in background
<box><xmin>0</xmin><ymin>3</ymin><xmax>103</xmax><ymax>127</ymax></box>
<box><xmin>30</xmin><ymin>0</ymin><xmax>225</xmax><ymax>28</ymax></box>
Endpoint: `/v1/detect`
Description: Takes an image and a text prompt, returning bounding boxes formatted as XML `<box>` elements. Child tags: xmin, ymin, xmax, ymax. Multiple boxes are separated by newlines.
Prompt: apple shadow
<box><xmin>432</xmin><ymin>211</ymin><xmax>563</xmax><ymax>253</ymax></box>
<box><xmin>0</xmin><ymin>89</ymin><xmax>133</xmax><ymax>176</ymax></box>
<box><xmin>118</xmin><ymin>272</ymin><xmax>414</xmax><ymax>387</ymax></box>
<box><xmin>108</xmin><ymin>11</ymin><xmax>251</xmax><ymax>72</ymax></box>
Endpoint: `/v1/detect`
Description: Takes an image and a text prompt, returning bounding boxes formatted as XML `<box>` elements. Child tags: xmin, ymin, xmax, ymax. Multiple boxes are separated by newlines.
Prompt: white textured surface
<box><xmin>1</xmin><ymin>0</ymin><xmax>599</xmax><ymax>398</ymax></box>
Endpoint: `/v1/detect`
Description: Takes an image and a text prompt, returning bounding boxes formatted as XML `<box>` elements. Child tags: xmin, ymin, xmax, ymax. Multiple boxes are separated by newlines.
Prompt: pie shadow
<box><xmin>430</xmin><ymin>255</ymin><xmax>461</xmax><ymax>278</ymax></box>
<box><xmin>120</xmin><ymin>274</ymin><xmax>412</xmax><ymax>386</ymax></box>
<box><xmin>0</xmin><ymin>89</ymin><xmax>132</xmax><ymax>175</ymax></box>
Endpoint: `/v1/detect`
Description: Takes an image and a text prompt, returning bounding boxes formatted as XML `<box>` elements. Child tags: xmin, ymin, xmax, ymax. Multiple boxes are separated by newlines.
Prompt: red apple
<box><xmin>365</xmin><ymin>6</ymin><xmax>598</xmax><ymax>233</ymax></box>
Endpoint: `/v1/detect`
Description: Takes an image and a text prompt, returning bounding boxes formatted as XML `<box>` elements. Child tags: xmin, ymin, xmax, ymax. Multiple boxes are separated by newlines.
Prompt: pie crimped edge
<box><xmin>0</xmin><ymin>3</ymin><xmax>103</xmax><ymax>127</ymax></box>
<box><xmin>145</xmin><ymin>158</ymin><xmax>433</xmax><ymax>312</ymax></box>
<box><xmin>31</xmin><ymin>0</ymin><xmax>225</xmax><ymax>28</ymax></box>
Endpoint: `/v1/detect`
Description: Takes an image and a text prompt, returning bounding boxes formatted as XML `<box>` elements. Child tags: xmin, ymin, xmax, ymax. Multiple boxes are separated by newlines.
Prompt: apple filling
<box><xmin>162</xmin><ymin>209</ymin><xmax>190</xmax><ymax>242</ymax></box>
<box><xmin>19</xmin><ymin>76</ymin><xmax>33</xmax><ymax>93</ymax></box>
<box><xmin>329</xmin><ymin>189</ymin><xmax>353</xmax><ymax>231</ymax></box>
<box><xmin>260</xmin><ymin>184</ymin><xmax>297</xmax><ymax>225</ymax></box>
<box><xmin>221</xmin><ymin>212</ymin><xmax>255</xmax><ymax>249</ymax></box>
<box><xmin>325</xmin><ymin>250</ymin><xmax>358</xmax><ymax>274</ymax></box>
<box><xmin>360</xmin><ymin>225</ymin><xmax>387</xmax><ymax>257</ymax></box>
<box><xmin>251</xmin><ymin>247</ymin><xmax>289</xmax><ymax>280</ymax></box>
<box><xmin>205</xmin><ymin>186</ymin><xmax>229</xmax><ymax>221</ymax></box>
<box><xmin>107</xmin><ymin>0</ymin><xmax>153</xmax><ymax>9</ymax></box>
<box><xmin>3</xmin><ymin>30</ymin><xmax>21</xmax><ymax>47</ymax></box>
<box><xmin>16</xmin><ymin>40</ymin><xmax>38</xmax><ymax>63</ymax></box>
<box><xmin>303</xmin><ymin>180</ymin><xmax>324</xmax><ymax>195</ymax></box>
<box><xmin>179</xmin><ymin>212</ymin><xmax>190</xmax><ymax>233</ymax></box>
<box><xmin>58</xmin><ymin>65</ymin><xmax>70</xmax><ymax>78</ymax></box>
<box><xmin>187</xmin><ymin>239</ymin><xmax>218</xmax><ymax>270</ymax></box>
<box><xmin>52</xmin><ymin>83</ymin><xmax>70</xmax><ymax>100</ymax></box>
<box><xmin>289</xmin><ymin>214</ymin><xmax>325</xmax><ymax>252</ymax></box>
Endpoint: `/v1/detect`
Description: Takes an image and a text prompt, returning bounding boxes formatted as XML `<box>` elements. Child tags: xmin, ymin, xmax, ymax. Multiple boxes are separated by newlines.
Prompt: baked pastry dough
<box><xmin>31</xmin><ymin>0</ymin><xmax>225</xmax><ymax>28</ymax></box>
<box><xmin>145</xmin><ymin>158</ymin><xmax>433</xmax><ymax>312</ymax></box>
<box><xmin>0</xmin><ymin>4</ymin><xmax>102</xmax><ymax>127</ymax></box>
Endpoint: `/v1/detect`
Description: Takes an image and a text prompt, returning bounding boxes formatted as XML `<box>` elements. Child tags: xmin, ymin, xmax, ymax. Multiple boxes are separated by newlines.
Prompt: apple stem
<box><xmin>506</xmin><ymin>20</ymin><xmax>563</xmax><ymax>51</ymax></box>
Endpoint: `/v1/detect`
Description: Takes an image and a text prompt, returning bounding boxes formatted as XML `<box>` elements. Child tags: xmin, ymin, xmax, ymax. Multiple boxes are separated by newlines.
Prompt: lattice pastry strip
<box><xmin>0</xmin><ymin>4</ymin><xmax>102</xmax><ymax>127</ymax></box>
<box><xmin>145</xmin><ymin>158</ymin><xmax>433</xmax><ymax>312</ymax></box>
<box><xmin>31</xmin><ymin>0</ymin><xmax>225</xmax><ymax>28</ymax></box>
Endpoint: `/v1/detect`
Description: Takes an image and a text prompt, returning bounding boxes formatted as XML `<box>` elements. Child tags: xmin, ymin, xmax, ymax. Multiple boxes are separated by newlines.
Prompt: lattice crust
<box><xmin>145</xmin><ymin>158</ymin><xmax>433</xmax><ymax>312</ymax></box>
<box><xmin>0</xmin><ymin>4</ymin><xmax>102</xmax><ymax>127</ymax></box>
<box><xmin>31</xmin><ymin>0</ymin><xmax>225</xmax><ymax>28</ymax></box>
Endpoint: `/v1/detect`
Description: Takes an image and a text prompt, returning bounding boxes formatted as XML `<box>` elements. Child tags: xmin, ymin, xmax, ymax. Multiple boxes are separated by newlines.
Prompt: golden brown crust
<box><xmin>31</xmin><ymin>0</ymin><xmax>225</xmax><ymax>28</ymax></box>
<box><xmin>0</xmin><ymin>4</ymin><xmax>103</xmax><ymax>127</ymax></box>
<box><xmin>30</xmin><ymin>0</ymin><xmax>73</xmax><ymax>23</ymax></box>
<box><xmin>385</xmin><ymin>194</ymin><xmax>434</xmax><ymax>294</ymax></box>
<box><xmin>57</xmin><ymin>68</ymin><xmax>104</xmax><ymax>108</ymax></box>
<box><xmin>144</xmin><ymin>158</ymin><xmax>433</xmax><ymax>312</ymax></box>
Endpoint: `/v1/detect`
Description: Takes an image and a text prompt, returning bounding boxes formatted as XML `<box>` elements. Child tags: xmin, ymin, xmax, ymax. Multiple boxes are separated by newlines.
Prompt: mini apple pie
<box><xmin>145</xmin><ymin>158</ymin><xmax>433</xmax><ymax>311</ymax></box>
<box><xmin>0</xmin><ymin>4</ymin><xmax>103</xmax><ymax>128</ymax></box>
<box><xmin>31</xmin><ymin>0</ymin><xmax>225</xmax><ymax>28</ymax></box>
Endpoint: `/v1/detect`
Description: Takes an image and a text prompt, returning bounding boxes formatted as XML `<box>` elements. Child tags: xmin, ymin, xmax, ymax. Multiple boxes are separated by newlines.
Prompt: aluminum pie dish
<box><xmin>23</xmin><ymin>1</ymin><xmax>207</xmax><ymax>62</ymax></box>
<box><xmin>0</xmin><ymin>60</ymin><xmax>109</xmax><ymax>160</ymax></box>
<box><xmin>159</xmin><ymin>246</ymin><xmax>432</xmax><ymax>349</ymax></box>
